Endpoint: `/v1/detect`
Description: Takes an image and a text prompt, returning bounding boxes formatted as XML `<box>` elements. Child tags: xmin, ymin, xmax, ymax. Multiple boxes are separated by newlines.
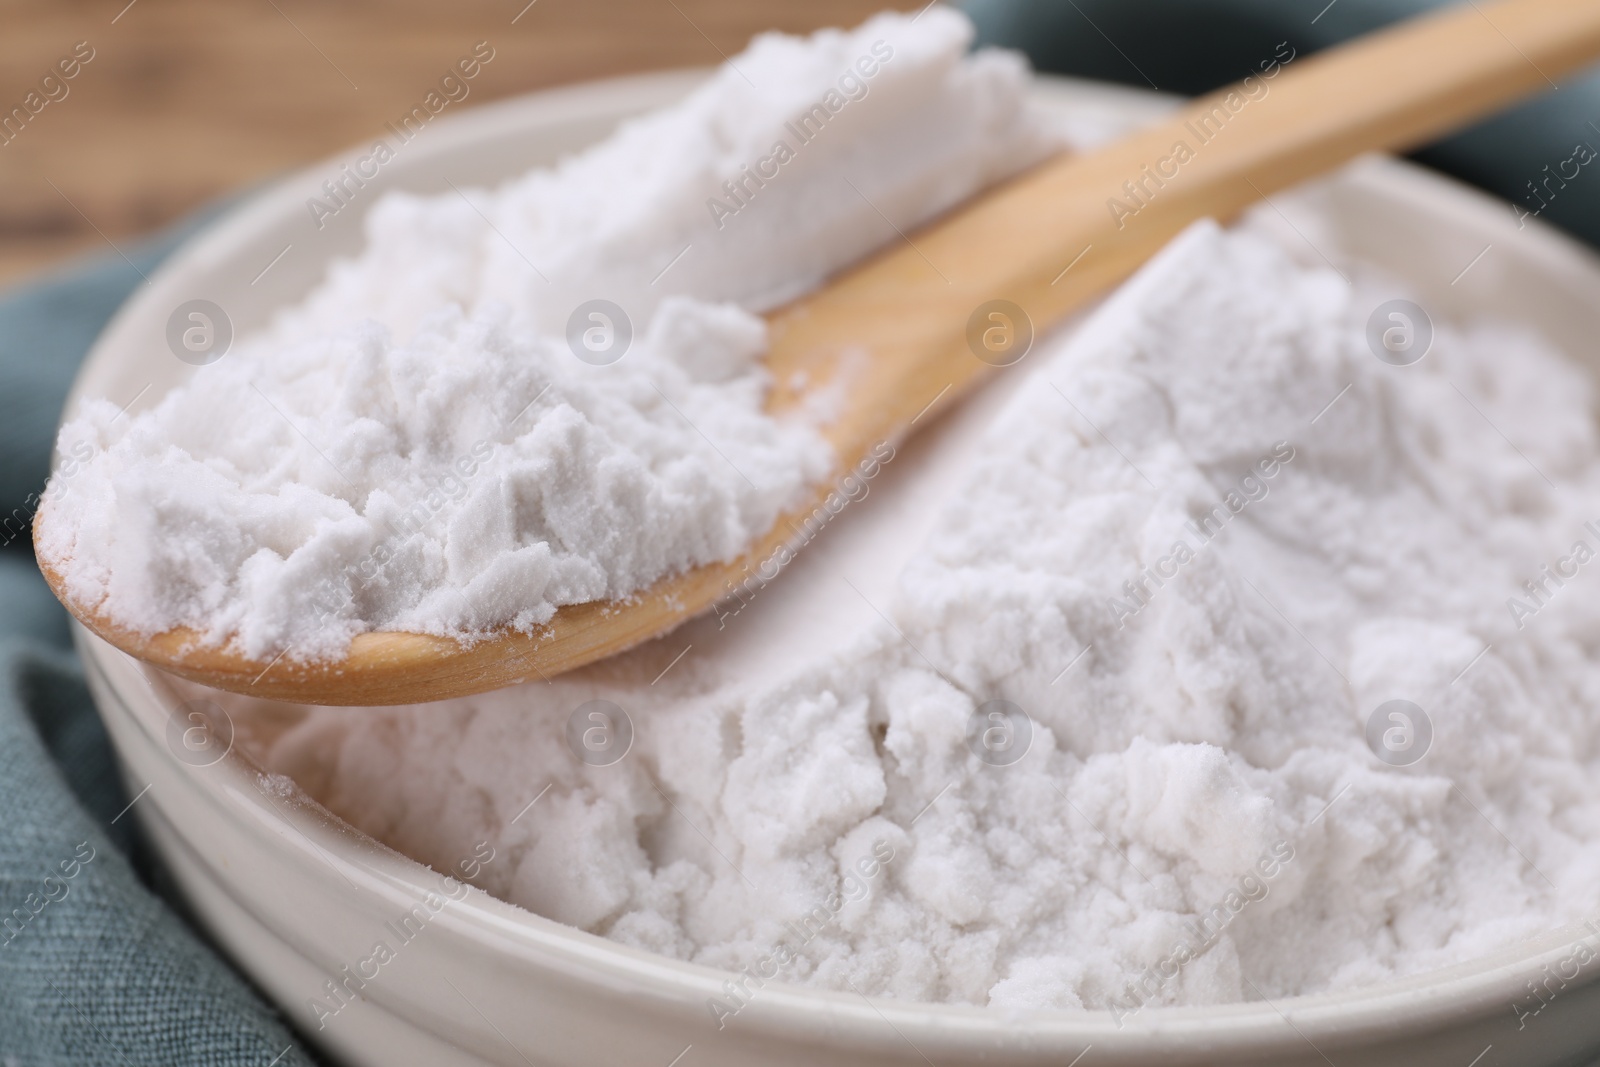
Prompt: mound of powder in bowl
<box><xmin>238</xmin><ymin>211</ymin><xmax>1600</xmax><ymax>1014</ymax></box>
<box><xmin>36</xmin><ymin>8</ymin><xmax>1054</xmax><ymax>662</ymax></box>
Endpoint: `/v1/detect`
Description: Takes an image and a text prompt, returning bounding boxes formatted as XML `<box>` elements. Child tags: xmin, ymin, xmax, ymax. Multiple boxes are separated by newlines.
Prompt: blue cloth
<box><xmin>2</xmin><ymin>5</ymin><xmax>1598</xmax><ymax>1062</ymax></box>
<box><xmin>0</xmin><ymin>218</ymin><xmax>318</xmax><ymax>1065</ymax></box>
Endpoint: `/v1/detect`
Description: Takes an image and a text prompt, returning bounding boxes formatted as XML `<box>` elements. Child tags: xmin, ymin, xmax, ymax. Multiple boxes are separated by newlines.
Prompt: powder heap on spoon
<box><xmin>36</xmin><ymin>9</ymin><xmax>1054</xmax><ymax>663</ymax></box>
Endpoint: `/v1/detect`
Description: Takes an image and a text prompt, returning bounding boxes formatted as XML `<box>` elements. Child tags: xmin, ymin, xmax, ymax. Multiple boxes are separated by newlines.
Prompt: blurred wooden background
<box><xmin>0</xmin><ymin>0</ymin><xmax>904</xmax><ymax>287</ymax></box>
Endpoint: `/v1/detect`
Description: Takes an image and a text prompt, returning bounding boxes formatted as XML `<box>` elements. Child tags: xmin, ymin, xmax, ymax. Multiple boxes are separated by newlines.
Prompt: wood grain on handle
<box><xmin>42</xmin><ymin>0</ymin><xmax>1600</xmax><ymax>705</ymax></box>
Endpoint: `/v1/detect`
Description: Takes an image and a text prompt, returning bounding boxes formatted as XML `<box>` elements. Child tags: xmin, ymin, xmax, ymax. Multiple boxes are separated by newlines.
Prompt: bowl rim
<box><xmin>67</xmin><ymin>65</ymin><xmax>1600</xmax><ymax>1058</ymax></box>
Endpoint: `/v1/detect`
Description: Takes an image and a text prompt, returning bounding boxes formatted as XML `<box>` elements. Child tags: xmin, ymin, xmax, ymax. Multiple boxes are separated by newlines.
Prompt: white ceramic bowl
<box><xmin>68</xmin><ymin>70</ymin><xmax>1600</xmax><ymax>1066</ymax></box>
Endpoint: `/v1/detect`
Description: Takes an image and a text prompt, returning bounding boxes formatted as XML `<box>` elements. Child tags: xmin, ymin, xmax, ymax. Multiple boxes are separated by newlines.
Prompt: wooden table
<box><xmin>0</xmin><ymin>0</ymin><xmax>904</xmax><ymax>287</ymax></box>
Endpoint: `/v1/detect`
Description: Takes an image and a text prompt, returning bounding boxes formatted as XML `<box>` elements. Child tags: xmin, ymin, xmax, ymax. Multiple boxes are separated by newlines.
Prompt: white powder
<box><xmin>86</xmin><ymin>8</ymin><xmax>1600</xmax><ymax>1014</ymax></box>
<box><xmin>38</xmin><ymin>8</ymin><xmax>1051</xmax><ymax>661</ymax></box>
<box><xmin>237</xmin><ymin>206</ymin><xmax>1600</xmax><ymax>1014</ymax></box>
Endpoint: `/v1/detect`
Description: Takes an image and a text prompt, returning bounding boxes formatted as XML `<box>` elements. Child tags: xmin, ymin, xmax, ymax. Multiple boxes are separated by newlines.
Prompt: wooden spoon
<box><xmin>37</xmin><ymin>0</ymin><xmax>1600</xmax><ymax>705</ymax></box>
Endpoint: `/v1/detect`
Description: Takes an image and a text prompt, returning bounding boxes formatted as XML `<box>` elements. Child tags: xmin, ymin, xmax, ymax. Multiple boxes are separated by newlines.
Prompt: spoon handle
<box><xmin>765</xmin><ymin>0</ymin><xmax>1600</xmax><ymax>467</ymax></box>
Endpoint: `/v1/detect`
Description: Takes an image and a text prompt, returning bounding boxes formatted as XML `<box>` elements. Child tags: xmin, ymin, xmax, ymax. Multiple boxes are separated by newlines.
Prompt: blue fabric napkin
<box><xmin>3</xmin><ymin>3</ymin><xmax>1597</xmax><ymax>1062</ymax></box>
<box><xmin>0</xmin><ymin>218</ymin><xmax>318</xmax><ymax>1065</ymax></box>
